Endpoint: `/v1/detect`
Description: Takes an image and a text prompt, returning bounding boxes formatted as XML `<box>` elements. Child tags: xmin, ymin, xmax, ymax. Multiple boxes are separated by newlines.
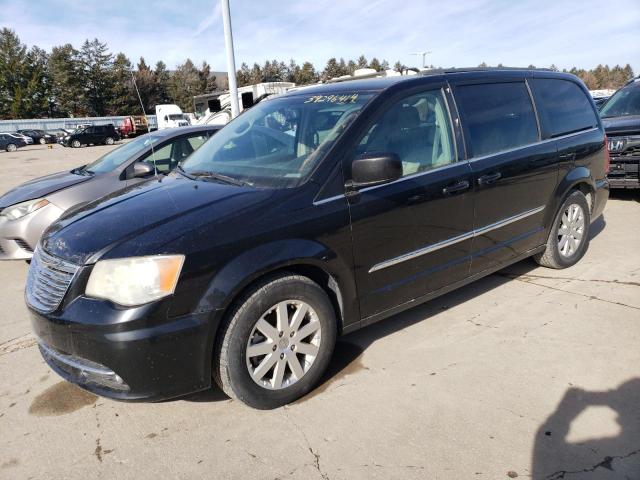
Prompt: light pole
<box><xmin>411</xmin><ymin>51</ymin><xmax>432</xmax><ymax>69</ymax></box>
<box><xmin>221</xmin><ymin>0</ymin><xmax>240</xmax><ymax>118</ymax></box>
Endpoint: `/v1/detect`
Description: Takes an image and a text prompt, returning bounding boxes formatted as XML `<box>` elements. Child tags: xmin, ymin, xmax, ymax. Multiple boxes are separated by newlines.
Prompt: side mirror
<box><xmin>133</xmin><ymin>162</ymin><xmax>155</xmax><ymax>178</ymax></box>
<box><xmin>350</xmin><ymin>153</ymin><xmax>403</xmax><ymax>188</ymax></box>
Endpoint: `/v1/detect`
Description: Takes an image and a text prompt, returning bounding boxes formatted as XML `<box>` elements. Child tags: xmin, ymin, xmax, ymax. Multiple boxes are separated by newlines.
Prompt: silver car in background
<box><xmin>0</xmin><ymin>125</ymin><xmax>221</xmax><ymax>260</ymax></box>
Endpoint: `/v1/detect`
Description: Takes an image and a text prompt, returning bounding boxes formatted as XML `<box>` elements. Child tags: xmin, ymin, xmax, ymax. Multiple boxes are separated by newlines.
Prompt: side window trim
<box><xmin>524</xmin><ymin>79</ymin><xmax>542</xmax><ymax>142</ymax></box>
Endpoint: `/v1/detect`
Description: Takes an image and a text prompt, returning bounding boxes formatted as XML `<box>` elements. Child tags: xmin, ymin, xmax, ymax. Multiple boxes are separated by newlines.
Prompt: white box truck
<box><xmin>155</xmin><ymin>104</ymin><xmax>191</xmax><ymax>130</ymax></box>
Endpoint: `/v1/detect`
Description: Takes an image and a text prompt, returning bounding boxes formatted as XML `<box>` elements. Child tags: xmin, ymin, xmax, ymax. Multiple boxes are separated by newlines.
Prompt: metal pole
<box><xmin>221</xmin><ymin>0</ymin><xmax>240</xmax><ymax>118</ymax></box>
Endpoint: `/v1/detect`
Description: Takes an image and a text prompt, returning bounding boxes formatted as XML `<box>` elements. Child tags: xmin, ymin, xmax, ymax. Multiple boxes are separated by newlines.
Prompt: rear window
<box><xmin>530</xmin><ymin>79</ymin><xmax>598</xmax><ymax>138</ymax></box>
<box><xmin>455</xmin><ymin>82</ymin><xmax>539</xmax><ymax>157</ymax></box>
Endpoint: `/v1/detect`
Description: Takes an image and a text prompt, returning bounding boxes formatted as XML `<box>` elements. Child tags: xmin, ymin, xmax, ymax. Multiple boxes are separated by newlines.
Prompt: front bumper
<box><xmin>0</xmin><ymin>203</ymin><xmax>64</xmax><ymax>260</ymax></box>
<box><xmin>29</xmin><ymin>296</ymin><xmax>222</xmax><ymax>401</ymax></box>
<box><xmin>607</xmin><ymin>158</ymin><xmax>639</xmax><ymax>189</ymax></box>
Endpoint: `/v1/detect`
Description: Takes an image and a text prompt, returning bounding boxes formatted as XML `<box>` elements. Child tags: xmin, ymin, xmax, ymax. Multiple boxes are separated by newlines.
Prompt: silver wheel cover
<box><xmin>557</xmin><ymin>203</ymin><xmax>585</xmax><ymax>257</ymax></box>
<box><xmin>246</xmin><ymin>300</ymin><xmax>321</xmax><ymax>390</ymax></box>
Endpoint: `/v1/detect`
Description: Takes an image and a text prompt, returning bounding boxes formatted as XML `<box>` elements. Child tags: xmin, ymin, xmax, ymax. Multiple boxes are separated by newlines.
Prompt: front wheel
<box><xmin>534</xmin><ymin>190</ymin><xmax>591</xmax><ymax>269</ymax></box>
<box><xmin>71</xmin><ymin>139</ymin><xmax>81</xmax><ymax>148</ymax></box>
<box><xmin>105</xmin><ymin>137</ymin><xmax>114</xmax><ymax>145</ymax></box>
<box><xmin>6</xmin><ymin>143</ymin><xmax>17</xmax><ymax>152</ymax></box>
<box><xmin>213</xmin><ymin>274</ymin><xmax>337</xmax><ymax>409</ymax></box>
<box><xmin>39</xmin><ymin>138</ymin><xmax>46</xmax><ymax>145</ymax></box>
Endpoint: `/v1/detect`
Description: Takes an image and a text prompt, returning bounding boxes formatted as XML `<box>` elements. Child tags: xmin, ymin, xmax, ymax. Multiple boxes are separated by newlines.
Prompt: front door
<box><xmin>451</xmin><ymin>80</ymin><xmax>559</xmax><ymax>274</ymax></box>
<box><xmin>347</xmin><ymin>87</ymin><xmax>474</xmax><ymax>319</ymax></box>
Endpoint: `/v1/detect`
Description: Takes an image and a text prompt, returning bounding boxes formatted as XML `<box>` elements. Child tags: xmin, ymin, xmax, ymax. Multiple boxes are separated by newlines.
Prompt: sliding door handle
<box><xmin>442</xmin><ymin>180</ymin><xmax>470</xmax><ymax>195</ymax></box>
<box><xmin>477</xmin><ymin>172</ymin><xmax>502</xmax><ymax>186</ymax></box>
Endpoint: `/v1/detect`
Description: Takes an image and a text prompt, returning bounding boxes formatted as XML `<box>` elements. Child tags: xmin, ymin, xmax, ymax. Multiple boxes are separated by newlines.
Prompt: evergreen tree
<box><xmin>154</xmin><ymin>61</ymin><xmax>171</xmax><ymax>105</ymax></box>
<box><xmin>109</xmin><ymin>53</ymin><xmax>135</xmax><ymax>115</ymax></box>
<box><xmin>236</xmin><ymin>62</ymin><xmax>252</xmax><ymax>87</ymax></box>
<box><xmin>169</xmin><ymin>59</ymin><xmax>201</xmax><ymax>111</ymax></box>
<box><xmin>0</xmin><ymin>28</ymin><xmax>28</xmax><ymax>118</ymax></box>
<box><xmin>79</xmin><ymin>38</ymin><xmax>113</xmax><ymax>116</ymax></box>
<box><xmin>23</xmin><ymin>46</ymin><xmax>50</xmax><ymax>118</ymax></box>
<box><xmin>48</xmin><ymin>44</ymin><xmax>84</xmax><ymax>117</ymax></box>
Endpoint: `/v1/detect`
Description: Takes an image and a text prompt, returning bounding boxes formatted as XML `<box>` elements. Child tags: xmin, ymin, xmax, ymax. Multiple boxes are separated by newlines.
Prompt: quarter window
<box><xmin>530</xmin><ymin>79</ymin><xmax>598</xmax><ymax>137</ymax></box>
<box><xmin>455</xmin><ymin>82</ymin><xmax>538</xmax><ymax>158</ymax></box>
<box><xmin>356</xmin><ymin>89</ymin><xmax>456</xmax><ymax>176</ymax></box>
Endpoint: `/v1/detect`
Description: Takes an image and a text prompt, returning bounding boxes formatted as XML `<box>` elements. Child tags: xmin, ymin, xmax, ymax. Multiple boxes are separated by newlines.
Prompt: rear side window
<box><xmin>530</xmin><ymin>79</ymin><xmax>598</xmax><ymax>137</ymax></box>
<box><xmin>455</xmin><ymin>82</ymin><xmax>538</xmax><ymax>158</ymax></box>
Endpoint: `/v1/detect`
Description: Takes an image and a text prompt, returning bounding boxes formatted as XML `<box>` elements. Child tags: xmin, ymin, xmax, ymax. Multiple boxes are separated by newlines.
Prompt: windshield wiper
<box><xmin>181</xmin><ymin>168</ymin><xmax>250</xmax><ymax>187</ymax></box>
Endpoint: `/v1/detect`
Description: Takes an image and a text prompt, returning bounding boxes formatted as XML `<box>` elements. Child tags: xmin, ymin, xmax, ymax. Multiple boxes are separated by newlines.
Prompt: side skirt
<box><xmin>342</xmin><ymin>245</ymin><xmax>545</xmax><ymax>335</ymax></box>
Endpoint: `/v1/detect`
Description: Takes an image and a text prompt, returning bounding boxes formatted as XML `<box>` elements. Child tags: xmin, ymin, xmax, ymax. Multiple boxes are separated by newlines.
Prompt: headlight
<box><xmin>0</xmin><ymin>198</ymin><xmax>49</xmax><ymax>220</ymax></box>
<box><xmin>85</xmin><ymin>255</ymin><xmax>185</xmax><ymax>306</ymax></box>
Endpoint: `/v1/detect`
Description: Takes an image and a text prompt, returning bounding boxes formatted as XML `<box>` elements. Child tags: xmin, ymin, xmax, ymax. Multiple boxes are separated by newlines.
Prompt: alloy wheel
<box><xmin>7</xmin><ymin>143</ymin><xmax>17</xmax><ymax>152</ymax></box>
<box><xmin>246</xmin><ymin>300</ymin><xmax>322</xmax><ymax>390</ymax></box>
<box><xmin>557</xmin><ymin>203</ymin><xmax>585</xmax><ymax>257</ymax></box>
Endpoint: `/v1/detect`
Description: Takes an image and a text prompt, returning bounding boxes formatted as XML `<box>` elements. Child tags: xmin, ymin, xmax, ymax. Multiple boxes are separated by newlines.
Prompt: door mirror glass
<box><xmin>351</xmin><ymin>153</ymin><xmax>403</xmax><ymax>188</ymax></box>
<box><xmin>133</xmin><ymin>162</ymin><xmax>155</xmax><ymax>178</ymax></box>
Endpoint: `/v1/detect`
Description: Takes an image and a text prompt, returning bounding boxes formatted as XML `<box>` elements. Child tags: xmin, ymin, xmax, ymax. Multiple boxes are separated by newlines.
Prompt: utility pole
<box><xmin>411</xmin><ymin>51</ymin><xmax>432</xmax><ymax>68</ymax></box>
<box><xmin>221</xmin><ymin>0</ymin><xmax>240</xmax><ymax>118</ymax></box>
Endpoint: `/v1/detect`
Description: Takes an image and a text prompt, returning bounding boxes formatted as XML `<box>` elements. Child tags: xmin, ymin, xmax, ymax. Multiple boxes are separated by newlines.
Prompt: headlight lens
<box><xmin>86</xmin><ymin>255</ymin><xmax>185</xmax><ymax>306</ymax></box>
<box><xmin>0</xmin><ymin>198</ymin><xmax>49</xmax><ymax>220</ymax></box>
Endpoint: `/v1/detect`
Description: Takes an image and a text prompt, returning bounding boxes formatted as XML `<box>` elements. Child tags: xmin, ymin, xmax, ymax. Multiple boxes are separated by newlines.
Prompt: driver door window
<box><xmin>357</xmin><ymin>89</ymin><xmax>456</xmax><ymax>176</ymax></box>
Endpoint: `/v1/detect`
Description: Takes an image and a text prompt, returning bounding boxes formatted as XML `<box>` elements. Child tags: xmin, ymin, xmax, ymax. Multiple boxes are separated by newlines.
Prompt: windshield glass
<box><xmin>83</xmin><ymin>134</ymin><xmax>161</xmax><ymax>173</ymax></box>
<box><xmin>600</xmin><ymin>85</ymin><xmax>640</xmax><ymax>118</ymax></box>
<box><xmin>168</xmin><ymin>114</ymin><xmax>185</xmax><ymax>120</ymax></box>
<box><xmin>181</xmin><ymin>92</ymin><xmax>374</xmax><ymax>188</ymax></box>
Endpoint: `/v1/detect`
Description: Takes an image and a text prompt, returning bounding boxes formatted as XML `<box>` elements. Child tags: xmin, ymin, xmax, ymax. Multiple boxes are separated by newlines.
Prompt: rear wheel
<box><xmin>38</xmin><ymin>138</ymin><xmax>46</xmax><ymax>145</ymax></box>
<box><xmin>6</xmin><ymin>143</ymin><xmax>17</xmax><ymax>152</ymax></box>
<box><xmin>213</xmin><ymin>274</ymin><xmax>337</xmax><ymax>409</ymax></box>
<box><xmin>534</xmin><ymin>190</ymin><xmax>590</xmax><ymax>269</ymax></box>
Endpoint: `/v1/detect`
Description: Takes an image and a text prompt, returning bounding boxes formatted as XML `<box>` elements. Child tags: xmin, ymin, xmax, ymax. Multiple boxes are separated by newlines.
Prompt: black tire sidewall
<box><xmin>223</xmin><ymin>277</ymin><xmax>337</xmax><ymax>409</ymax></box>
<box><xmin>550</xmin><ymin>191</ymin><xmax>591</xmax><ymax>268</ymax></box>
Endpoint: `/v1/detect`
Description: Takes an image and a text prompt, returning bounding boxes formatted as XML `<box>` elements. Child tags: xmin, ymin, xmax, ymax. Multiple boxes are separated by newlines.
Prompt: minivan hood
<box><xmin>601</xmin><ymin>115</ymin><xmax>640</xmax><ymax>136</ymax></box>
<box><xmin>0</xmin><ymin>170</ymin><xmax>91</xmax><ymax>208</ymax></box>
<box><xmin>42</xmin><ymin>174</ymin><xmax>275</xmax><ymax>265</ymax></box>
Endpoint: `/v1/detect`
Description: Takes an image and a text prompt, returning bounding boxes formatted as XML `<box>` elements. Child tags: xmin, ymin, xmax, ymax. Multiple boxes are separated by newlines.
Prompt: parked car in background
<box><xmin>17</xmin><ymin>129</ymin><xmax>54</xmax><ymax>145</ymax></box>
<box><xmin>0</xmin><ymin>125</ymin><xmax>220</xmax><ymax>260</ymax></box>
<box><xmin>62</xmin><ymin>124</ymin><xmax>120</xmax><ymax>148</ymax></box>
<box><xmin>46</xmin><ymin>128</ymin><xmax>73</xmax><ymax>143</ymax></box>
<box><xmin>600</xmin><ymin>77</ymin><xmax>640</xmax><ymax>188</ymax></box>
<box><xmin>10</xmin><ymin>133</ymin><xmax>33</xmax><ymax>145</ymax></box>
<box><xmin>25</xmin><ymin>69</ymin><xmax>609</xmax><ymax>409</ymax></box>
<box><xmin>0</xmin><ymin>133</ymin><xmax>27</xmax><ymax>152</ymax></box>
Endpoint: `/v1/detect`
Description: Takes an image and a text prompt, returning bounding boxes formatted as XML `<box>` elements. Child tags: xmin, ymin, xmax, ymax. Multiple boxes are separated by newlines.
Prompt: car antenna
<box><xmin>130</xmin><ymin>69</ymin><xmax>158</xmax><ymax>177</ymax></box>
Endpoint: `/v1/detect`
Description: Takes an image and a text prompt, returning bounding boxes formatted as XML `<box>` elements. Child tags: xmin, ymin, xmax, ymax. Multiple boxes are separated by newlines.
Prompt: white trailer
<box><xmin>193</xmin><ymin>82</ymin><xmax>295</xmax><ymax>126</ymax></box>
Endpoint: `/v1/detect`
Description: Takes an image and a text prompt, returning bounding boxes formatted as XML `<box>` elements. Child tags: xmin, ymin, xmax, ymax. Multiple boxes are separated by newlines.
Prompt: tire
<box><xmin>534</xmin><ymin>190</ymin><xmax>590</xmax><ymax>269</ymax></box>
<box><xmin>72</xmin><ymin>140</ymin><xmax>81</xmax><ymax>148</ymax></box>
<box><xmin>213</xmin><ymin>273</ymin><xmax>337</xmax><ymax>409</ymax></box>
<box><xmin>6</xmin><ymin>143</ymin><xmax>17</xmax><ymax>152</ymax></box>
<box><xmin>105</xmin><ymin>137</ymin><xmax>114</xmax><ymax>145</ymax></box>
<box><xmin>38</xmin><ymin>138</ymin><xmax>46</xmax><ymax>145</ymax></box>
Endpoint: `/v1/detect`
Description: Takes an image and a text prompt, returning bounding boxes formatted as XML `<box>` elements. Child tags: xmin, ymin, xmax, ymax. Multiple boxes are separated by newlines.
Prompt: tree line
<box><xmin>0</xmin><ymin>28</ymin><xmax>636</xmax><ymax>120</ymax></box>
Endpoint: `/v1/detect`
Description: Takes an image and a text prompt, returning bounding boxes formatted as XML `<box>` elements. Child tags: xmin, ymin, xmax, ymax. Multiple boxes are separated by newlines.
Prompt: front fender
<box><xmin>195</xmin><ymin>238</ymin><xmax>359</xmax><ymax>331</ymax></box>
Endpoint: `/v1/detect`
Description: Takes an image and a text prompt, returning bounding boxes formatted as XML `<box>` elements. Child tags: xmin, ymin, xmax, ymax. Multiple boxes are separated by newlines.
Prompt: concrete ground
<box><xmin>0</xmin><ymin>143</ymin><xmax>639</xmax><ymax>480</ymax></box>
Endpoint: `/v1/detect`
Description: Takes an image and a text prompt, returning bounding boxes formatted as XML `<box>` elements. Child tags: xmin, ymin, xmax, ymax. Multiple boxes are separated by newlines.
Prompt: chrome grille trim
<box><xmin>26</xmin><ymin>248</ymin><xmax>80</xmax><ymax>313</ymax></box>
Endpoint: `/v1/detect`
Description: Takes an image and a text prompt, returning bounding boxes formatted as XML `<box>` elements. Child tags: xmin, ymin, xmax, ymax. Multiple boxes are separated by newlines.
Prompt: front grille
<box><xmin>26</xmin><ymin>248</ymin><xmax>80</xmax><ymax>313</ymax></box>
<box><xmin>13</xmin><ymin>238</ymin><xmax>33</xmax><ymax>253</ymax></box>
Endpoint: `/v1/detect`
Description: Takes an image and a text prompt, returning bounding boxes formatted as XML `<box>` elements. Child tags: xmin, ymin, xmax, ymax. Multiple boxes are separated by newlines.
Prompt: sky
<box><xmin>1</xmin><ymin>0</ymin><xmax>639</xmax><ymax>73</ymax></box>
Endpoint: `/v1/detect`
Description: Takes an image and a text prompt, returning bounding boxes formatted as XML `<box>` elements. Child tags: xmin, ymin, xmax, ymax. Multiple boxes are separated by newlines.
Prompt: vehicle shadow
<box><xmin>185</xmin><ymin>214</ymin><xmax>607</xmax><ymax>404</ymax></box>
<box><xmin>609</xmin><ymin>189</ymin><xmax>640</xmax><ymax>203</ymax></box>
<box><xmin>531</xmin><ymin>379</ymin><xmax>640</xmax><ymax>479</ymax></box>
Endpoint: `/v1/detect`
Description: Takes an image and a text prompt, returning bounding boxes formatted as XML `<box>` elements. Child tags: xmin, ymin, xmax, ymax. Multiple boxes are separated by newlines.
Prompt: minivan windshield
<box><xmin>181</xmin><ymin>92</ymin><xmax>374</xmax><ymax>188</ymax></box>
<box><xmin>81</xmin><ymin>134</ymin><xmax>161</xmax><ymax>174</ymax></box>
<box><xmin>600</xmin><ymin>85</ymin><xmax>640</xmax><ymax>118</ymax></box>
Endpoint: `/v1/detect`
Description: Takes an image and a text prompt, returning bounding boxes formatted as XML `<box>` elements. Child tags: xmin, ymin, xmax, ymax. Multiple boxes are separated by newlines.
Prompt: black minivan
<box><xmin>27</xmin><ymin>69</ymin><xmax>609</xmax><ymax>409</ymax></box>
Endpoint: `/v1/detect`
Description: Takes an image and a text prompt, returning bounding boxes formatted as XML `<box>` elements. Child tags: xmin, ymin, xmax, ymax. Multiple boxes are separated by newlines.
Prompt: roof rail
<box><xmin>419</xmin><ymin>66</ymin><xmax>554</xmax><ymax>76</ymax></box>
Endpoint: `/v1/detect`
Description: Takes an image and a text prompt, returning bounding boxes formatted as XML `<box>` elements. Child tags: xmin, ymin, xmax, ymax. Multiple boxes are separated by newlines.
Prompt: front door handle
<box><xmin>442</xmin><ymin>180</ymin><xmax>470</xmax><ymax>195</ymax></box>
<box><xmin>477</xmin><ymin>172</ymin><xmax>502</xmax><ymax>186</ymax></box>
